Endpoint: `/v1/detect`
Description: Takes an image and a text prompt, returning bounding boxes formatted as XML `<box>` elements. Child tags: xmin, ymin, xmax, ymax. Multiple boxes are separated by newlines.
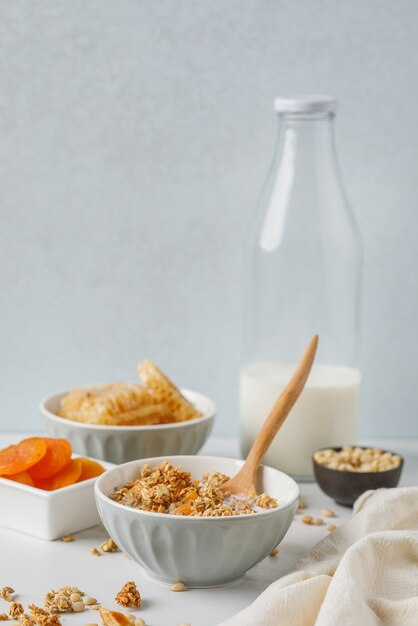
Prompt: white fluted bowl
<box><xmin>95</xmin><ymin>455</ymin><xmax>299</xmax><ymax>587</ymax></box>
<box><xmin>40</xmin><ymin>389</ymin><xmax>215</xmax><ymax>465</ymax></box>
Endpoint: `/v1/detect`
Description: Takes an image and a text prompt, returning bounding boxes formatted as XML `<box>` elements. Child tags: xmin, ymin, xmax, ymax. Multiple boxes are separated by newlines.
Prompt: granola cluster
<box><xmin>44</xmin><ymin>587</ymin><xmax>84</xmax><ymax>613</ymax></box>
<box><xmin>9</xmin><ymin>604</ymin><xmax>24</xmax><ymax>619</ymax></box>
<box><xmin>29</xmin><ymin>606</ymin><xmax>61</xmax><ymax>626</ymax></box>
<box><xmin>0</xmin><ymin>589</ymin><xmax>14</xmax><ymax>602</ymax></box>
<box><xmin>111</xmin><ymin>460</ymin><xmax>278</xmax><ymax>516</ymax></box>
<box><xmin>115</xmin><ymin>582</ymin><xmax>141</xmax><ymax>609</ymax></box>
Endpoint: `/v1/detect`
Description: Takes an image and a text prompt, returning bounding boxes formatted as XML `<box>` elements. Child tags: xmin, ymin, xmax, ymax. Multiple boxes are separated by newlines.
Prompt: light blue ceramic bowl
<box><xmin>95</xmin><ymin>455</ymin><xmax>299</xmax><ymax>587</ymax></box>
<box><xmin>41</xmin><ymin>389</ymin><xmax>215</xmax><ymax>464</ymax></box>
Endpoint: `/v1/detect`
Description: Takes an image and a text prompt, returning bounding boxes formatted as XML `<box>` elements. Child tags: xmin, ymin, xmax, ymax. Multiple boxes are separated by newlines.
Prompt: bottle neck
<box><xmin>274</xmin><ymin>112</ymin><xmax>338</xmax><ymax>175</ymax></box>
<box><xmin>259</xmin><ymin>112</ymin><xmax>342</xmax><ymax>253</ymax></box>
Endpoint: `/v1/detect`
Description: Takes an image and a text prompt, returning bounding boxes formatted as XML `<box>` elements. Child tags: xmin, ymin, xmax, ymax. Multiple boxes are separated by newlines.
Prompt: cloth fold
<box><xmin>219</xmin><ymin>488</ymin><xmax>418</xmax><ymax>626</ymax></box>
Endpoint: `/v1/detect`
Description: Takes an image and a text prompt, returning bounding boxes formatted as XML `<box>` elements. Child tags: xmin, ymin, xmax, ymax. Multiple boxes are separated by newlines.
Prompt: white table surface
<box><xmin>0</xmin><ymin>434</ymin><xmax>416</xmax><ymax>626</ymax></box>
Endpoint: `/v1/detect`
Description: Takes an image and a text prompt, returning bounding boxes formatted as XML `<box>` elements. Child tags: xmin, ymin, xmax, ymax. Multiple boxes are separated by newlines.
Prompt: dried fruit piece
<box><xmin>33</xmin><ymin>476</ymin><xmax>53</xmax><ymax>491</ymax></box>
<box><xmin>173</xmin><ymin>503</ymin><xmax>192</xmax><ymax>516</ymax></box>
<box><xmin>77</xmin><ymin>458</ymin><xmax>105</xmax><ymax>482</ymax></box>
<box><xmin>115</xmin><ymin>582</ymin><xmax>141</xmax><ymax>609</ymax></box>
<box><xmin>49</xmin><ymin>459</ymin><xmax>82</xmax><ymax>490</ymax></box>
<box><xmin>29</xmin><ymin>439</ymin><xmax>72</xmax><ymax>479</ymax></box>
<box><xmin>3</xmin><ymin>471</ymin><xmax>34</xmax><ymax>486</ymax></box>
<box><xmin>0</xmin><ymin>438</ymin><xmax>47</xmax><ymax>475</ymax></box>
<box><xmin>183</xmin><ymin>489</ymin><xmax>198</xmax><ymax>502</ymax></box>
<box><xmin>99</xmin><ymin>609</ymin><xmax>131</xmax><ymax>626</ymax></box>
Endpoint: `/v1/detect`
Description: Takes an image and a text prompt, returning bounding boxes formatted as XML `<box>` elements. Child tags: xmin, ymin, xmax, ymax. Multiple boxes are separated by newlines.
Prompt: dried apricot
<box><xmin>50</xmin><ymin>459</ymin><xmax>82</xmax><ymax>490</ymax></box>
<box><xmin>2</xmin><ymin>470</ymin><xmax>34</xmax><ymax>486</ymax></box>
<box><xmin>77</xmin><ymin>457</ymin><xmax>105</xmax><ymax>482</ymax></box>
<box><xmin>0</xmin><ymin>438</ymin><xmax>47</xmax><ymax>475</ymax></box>
<box><xmin>28</xmin><ymin>438</ymin><xmax>72</xmax><ymax>478</ymax></box>
<box><xmin>183</xmin><ymin>489</ymin><xmax>198</xmax><ymax>502</ymax></box>
<box><xmin>173</xmin><ymin>503</ymin><xmax>192</xmax><ymax>515</ymax></box>
<box><xmin>33</xmin><ymin>476</ymin><xmax>53</xmax><ymax>490</ymax></box>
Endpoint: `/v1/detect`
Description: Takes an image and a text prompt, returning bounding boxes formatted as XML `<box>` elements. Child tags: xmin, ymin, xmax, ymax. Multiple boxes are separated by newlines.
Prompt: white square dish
<box><xmin>0</xmin><ymin>456</ymin><xmax>113</xmax><ymax>540</ymax></box>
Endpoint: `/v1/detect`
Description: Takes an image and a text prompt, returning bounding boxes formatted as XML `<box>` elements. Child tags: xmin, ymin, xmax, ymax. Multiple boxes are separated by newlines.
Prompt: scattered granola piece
<box><xmin>170</xmin><ymin>583</ymin><xmax>186</xmax><ymax>592</ymax></box>
<box><xmin>61</xmin><ymin>535</ymin><xmax>75</xmax><ymax>542</ymax></box>
<box><xmin>18</xmin><ymin>615</ymin><xmax>32</xmax><ymax>626</ymax></box>
<box><xmin>297</xmin><ymin>500</ymin><xmax>306</xmax><ymax>510</ymax></box>
<box><xmin>100</xmin><ymin>539</ymin><xmax>119</xmax><ymax>553</ymax></box>
<box><xmin>115</xmin><ymin>583</ymin><xmax>141</xmax><ymax>609</ymax></box>
<box><xmin>301</xmin><ymin>515</ymin><xmax>313</xmax><ymax>525</ymax></box>
<box><xmin>0</xmin><ymin>589</ymin><xmax>14</xmax><ymax>602</ymax></box>
<box><xmin>269</xmin><ymin>548</ymin><xmax>279</xmax><ymax>557</ymax></box>
<box><xmin>99</xmin><ymin>608</ymin><xmax>131</xmax><ymax>626</ymax></box>
<box><xmin>0</xmin><ymin>615</ymin><xmax>8</xmax><ymax>621</ymax></box>
<box><xmin>312</xmin><ymin>517</ymin><xmax>323</xmax><ymax>526</ymax></box>
<box><xmin>59</xmin><ymin>587</ymin><xmax>84</xmax><ymax>598</ymax></box>
<box><xmin>9</xmin><ymin>604</ymin><xmax>24</xmax><ymax>619</ymax></box>
<box><xmin>326</xmin><ymin>524</ymin><xmax>337</xmax><ymax>532</ymax></box>
<box><xmin>34</xmin><ymin>614</ymin><xmax>61</xmax><ymax>626</ymax></box>
<box><xmin>28</xmin><ymin>606</ymin><xmax>47</xmax><ymax>618</ymax></box>
<box><xmin>44</xmin><ymin>587</ymin><xmax>84</xmax><ymax>614</ymax></box>
<box><xmin>320</xmin><ymin>508</ymin><xmax>335</xmax><ymax>518</ymax></box>
<box><xmin>90</xmin><ymin>548</ymin><xmax>102</xmax><ymax>557</ymax></box>
<box><xmin>30</xmin><ymin>606</ymin><xmax>60</xmax><ymax>626</ymax></box>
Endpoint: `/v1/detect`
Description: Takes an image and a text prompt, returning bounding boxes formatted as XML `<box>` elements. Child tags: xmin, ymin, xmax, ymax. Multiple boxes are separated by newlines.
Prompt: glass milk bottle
<box><xmin>240</xmin><ymin>96</ymin><xmax>363</xmax><ymax>480</ymax></box>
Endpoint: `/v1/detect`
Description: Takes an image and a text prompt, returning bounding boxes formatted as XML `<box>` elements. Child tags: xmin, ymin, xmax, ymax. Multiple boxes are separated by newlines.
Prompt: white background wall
<box><xmin>0</xmin><ymin>1</ymin><xmax>417</xmax><ymax>437</ymax></box>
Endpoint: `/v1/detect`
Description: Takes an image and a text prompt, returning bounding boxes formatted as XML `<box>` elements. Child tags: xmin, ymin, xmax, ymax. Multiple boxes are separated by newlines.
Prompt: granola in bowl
<box><xmin>110</xmin><ymin>460</ymin><xmax>278</xmax><ymax>517</ymax></box>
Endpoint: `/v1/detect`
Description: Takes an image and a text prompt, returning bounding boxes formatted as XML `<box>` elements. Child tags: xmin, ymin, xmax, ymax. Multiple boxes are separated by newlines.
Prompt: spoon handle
<box><xmin>243</xmin><ymin>335</ymin><xmax>318</xmax><ymax>478</ymax></box>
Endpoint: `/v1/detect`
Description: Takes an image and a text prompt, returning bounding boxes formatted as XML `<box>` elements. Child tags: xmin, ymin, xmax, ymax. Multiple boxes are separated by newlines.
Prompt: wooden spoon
<box><xmin>221</xmin><ymin>335</ymin><xmax>319</xmax><ymax>497</ymax></box>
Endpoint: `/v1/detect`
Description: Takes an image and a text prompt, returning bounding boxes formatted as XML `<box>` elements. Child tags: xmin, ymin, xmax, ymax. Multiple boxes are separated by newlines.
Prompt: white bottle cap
<box><xmin>274</xmin><ymin>95</ymin><xmax>338</xmax><ymax>114</ymax></box>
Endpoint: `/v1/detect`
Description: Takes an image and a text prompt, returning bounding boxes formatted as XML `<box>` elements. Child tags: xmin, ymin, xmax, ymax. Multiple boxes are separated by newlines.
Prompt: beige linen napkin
<box><xmin>220</xmin><ymin>487</ymin><xmax>418</xmax><ymax>626</ymax></box>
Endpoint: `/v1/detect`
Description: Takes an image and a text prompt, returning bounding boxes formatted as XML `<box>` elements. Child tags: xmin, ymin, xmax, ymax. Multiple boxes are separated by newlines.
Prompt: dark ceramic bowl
<box><xmin>313</xmin><ymin>446</ymin><xmax>404</xmax><ymax>507</ymax></box>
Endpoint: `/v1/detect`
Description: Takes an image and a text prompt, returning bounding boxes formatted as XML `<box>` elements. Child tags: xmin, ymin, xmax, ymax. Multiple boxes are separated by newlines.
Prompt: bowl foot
<box><xmin>141</xmin><ymin>567</ymin><xmax>244</xmax><ymax>589</ymax></box>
